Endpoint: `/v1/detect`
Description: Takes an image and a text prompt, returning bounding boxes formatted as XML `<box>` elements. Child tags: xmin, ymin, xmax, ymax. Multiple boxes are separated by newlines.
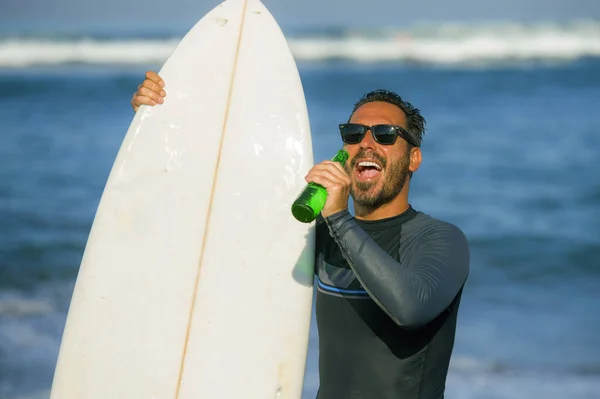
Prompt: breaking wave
<box><xmin>1</xmin><ymin>20</ymin><xmax>600</xmax><ymax>67</ymax></box>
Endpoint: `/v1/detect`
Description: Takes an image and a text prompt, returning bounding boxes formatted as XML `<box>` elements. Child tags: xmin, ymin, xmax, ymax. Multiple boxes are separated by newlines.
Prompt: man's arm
<box><xmin>324</xmin><ymin>210</ymin><xmax>470</xmax><ymax>329</ymax></box>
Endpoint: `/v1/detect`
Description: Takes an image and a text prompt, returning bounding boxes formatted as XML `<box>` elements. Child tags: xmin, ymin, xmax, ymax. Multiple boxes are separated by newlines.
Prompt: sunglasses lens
<box><xmin>340</xmin><ymin>124</ymin><xmax>365</xmax><ymax>144</ymax></box>
<box><xmin>372</xmin><ymin>125</ymin><xmax>397</xmax><ymax>144</ymax></box>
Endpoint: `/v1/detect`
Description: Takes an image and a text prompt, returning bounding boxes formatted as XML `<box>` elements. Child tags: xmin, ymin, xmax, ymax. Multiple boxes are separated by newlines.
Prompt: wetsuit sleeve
<box><xmin>314</xmin><ymin>215</ymin><xmax>327</xmax><ymax>274</ymax></box>
<box><xmin>324</xmin><ymin>210</ymin><xmax>470</xmax><ymax>329</ymax></box>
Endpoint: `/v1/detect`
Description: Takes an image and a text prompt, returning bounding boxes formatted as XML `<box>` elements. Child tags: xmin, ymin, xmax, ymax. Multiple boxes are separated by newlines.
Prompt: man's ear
<box><xmin>409</xmin><ymin>147</ymin><xmax>422</xmax><ymax>173</ymax></box>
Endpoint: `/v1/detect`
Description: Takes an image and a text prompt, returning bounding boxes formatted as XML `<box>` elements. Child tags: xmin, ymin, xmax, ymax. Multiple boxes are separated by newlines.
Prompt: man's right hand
<box><xmin>131</xmin><ymin>71</ymin><xmax>166</xmax><ymax>112</ymax></box>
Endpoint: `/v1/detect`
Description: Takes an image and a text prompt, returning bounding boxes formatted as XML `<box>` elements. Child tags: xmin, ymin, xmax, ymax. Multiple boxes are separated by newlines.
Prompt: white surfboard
<box><xmin>50</xmin><ymin>0</ymin><xmax>316</xmax><ymax>397</ymax></box>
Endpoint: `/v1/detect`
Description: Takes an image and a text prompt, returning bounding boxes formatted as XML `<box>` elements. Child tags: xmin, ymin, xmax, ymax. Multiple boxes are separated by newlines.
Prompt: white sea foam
<box><xmin>0</xmin><ymin>296</ymin><xmax>53</xmax><ymax>316</ymax></box>
<box><xmin>1</xmin><ymin>20</ymin><xmax>600</xmax><ymax>67</ymax></box>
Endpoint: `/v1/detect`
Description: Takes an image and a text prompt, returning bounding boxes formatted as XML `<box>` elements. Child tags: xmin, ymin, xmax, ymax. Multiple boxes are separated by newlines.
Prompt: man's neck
<box><xmin>354</xmin><ymin>196</ymin><xmax>410</xmax><ymax>221</ymax></box>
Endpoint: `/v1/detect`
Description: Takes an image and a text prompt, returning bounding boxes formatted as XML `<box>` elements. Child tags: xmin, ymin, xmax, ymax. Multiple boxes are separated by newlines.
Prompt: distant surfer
<box><xmin>132</xmin><ymin>72</ymin><xmax>470</xmax><ymax>399</ymax></box>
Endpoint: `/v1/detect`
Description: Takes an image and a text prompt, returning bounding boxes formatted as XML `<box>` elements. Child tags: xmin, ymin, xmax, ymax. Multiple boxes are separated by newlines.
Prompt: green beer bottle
<box><xmin>291</xmin><ymin>149</ymin><xmax>349</xmax><ymax>223</ymax></box>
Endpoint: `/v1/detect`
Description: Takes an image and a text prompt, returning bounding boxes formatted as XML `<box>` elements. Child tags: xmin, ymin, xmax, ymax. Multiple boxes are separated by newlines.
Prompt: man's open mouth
<box><xmin>355</xmin><ymin>160</ymin><xmax>382</xmax><ymax>180</ymax></box>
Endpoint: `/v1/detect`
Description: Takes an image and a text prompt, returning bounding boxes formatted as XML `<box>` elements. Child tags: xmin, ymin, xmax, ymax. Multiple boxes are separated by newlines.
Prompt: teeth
<box><xmin>358</xmin><ymin>161</ymin><xmax>382</xmax><ymax>170</ymax></box>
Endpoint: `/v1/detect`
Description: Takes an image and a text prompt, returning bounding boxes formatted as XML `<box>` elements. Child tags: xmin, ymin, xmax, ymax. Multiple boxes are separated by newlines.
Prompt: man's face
<box><xmin>343</xmin><ymin>101</ymin><xmax>415</xmax><ymax>209</ymax></box>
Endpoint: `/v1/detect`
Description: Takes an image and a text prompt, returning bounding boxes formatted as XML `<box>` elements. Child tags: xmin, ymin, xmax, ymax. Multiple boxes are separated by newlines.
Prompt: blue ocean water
<box><xmin>1</xmin><ymin>27</ymin><xmax>600</xmax><ymax>398</ymax></box>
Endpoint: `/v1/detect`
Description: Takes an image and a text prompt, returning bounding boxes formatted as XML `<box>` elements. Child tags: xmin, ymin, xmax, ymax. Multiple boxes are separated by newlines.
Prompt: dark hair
<box><xmin>350</xmin><ymin>89</ymin><xmax>426</xmax><ymax>147</ymax></box>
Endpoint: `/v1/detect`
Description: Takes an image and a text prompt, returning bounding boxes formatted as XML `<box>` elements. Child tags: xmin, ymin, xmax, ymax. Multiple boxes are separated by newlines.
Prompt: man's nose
<box><xmin>359</xmin><ymin>129</ymin><xmax>377</xmax><ymax>149</ymax></box>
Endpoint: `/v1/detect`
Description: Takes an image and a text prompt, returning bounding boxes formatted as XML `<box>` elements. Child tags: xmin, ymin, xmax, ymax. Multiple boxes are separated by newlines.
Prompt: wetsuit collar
<box><xmin>355</xmin><ymin>205</ymin><xmax>418</xmax><ymax>231</ymax></box>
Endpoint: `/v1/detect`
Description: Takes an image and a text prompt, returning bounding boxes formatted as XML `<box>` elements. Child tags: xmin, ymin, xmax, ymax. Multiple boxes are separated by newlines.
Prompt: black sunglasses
<box><xmin>339</xmin><ymin>123</ymin><xmax>418</xmax><ymax>147</ymax></box>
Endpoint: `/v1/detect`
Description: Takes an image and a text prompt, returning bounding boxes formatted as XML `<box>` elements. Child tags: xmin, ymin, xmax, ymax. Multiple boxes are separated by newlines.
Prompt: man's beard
<box><xmin>345</xmin><ymin>148</ymin><xmax>411</xmax><ymax>210</ymax></box>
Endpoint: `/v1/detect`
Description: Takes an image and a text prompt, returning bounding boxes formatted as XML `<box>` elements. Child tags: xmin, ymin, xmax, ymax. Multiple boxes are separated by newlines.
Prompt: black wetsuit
<box><xmin>314</xmin><ymin>206</ymin><xmax>470</xmax><ymax>399</ymax></box>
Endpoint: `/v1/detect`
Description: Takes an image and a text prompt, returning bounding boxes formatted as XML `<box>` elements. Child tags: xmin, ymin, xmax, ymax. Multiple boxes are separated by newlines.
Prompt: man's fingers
<box><xmin>141</xmin><ymin>79</ymin><xmax>166</xmax><ymax>97</ymax></box>
<box><xmin>137</xmin><ymin>87</ymin><xmax>164</xmax><ymax>104</ymax></box>
<box><xmin>323</xmin><ymin>161</ymin><xmax>351</xmax><ymax>182</ymax></box>
<box><xmin>132</xmin><ymin>95</ymin><xmax>159</xmax><ymax>110</ymax></box>
<box><xmin>308</xmin><ymin>162</ymin><xmax>350</xmax><ymax>185</ymax></box>
<box><xmin>306</xmin><ymin>170</ymin><xmax>340</xmax><ymax>186</ymax></box>
<box><xmin>145</xmin><ymin>71</ymin><xmax>164</xmax><ymax>87</ymax></box>
<box><xmin>306</xmin><ymin>173</ymin><xmax>337</xmax><ymax>190</ymax></box>
<box><xmin>306</xmin><ymin>171</ymin><xmax>349</xmax><ymax>191</ymax></box>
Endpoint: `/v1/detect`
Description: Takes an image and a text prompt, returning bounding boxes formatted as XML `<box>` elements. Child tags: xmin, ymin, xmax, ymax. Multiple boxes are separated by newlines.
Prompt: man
<box><xmin>131</xmin><ymin>72</ymin><xmax>470</xmax><ymax>399</ymax></box>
